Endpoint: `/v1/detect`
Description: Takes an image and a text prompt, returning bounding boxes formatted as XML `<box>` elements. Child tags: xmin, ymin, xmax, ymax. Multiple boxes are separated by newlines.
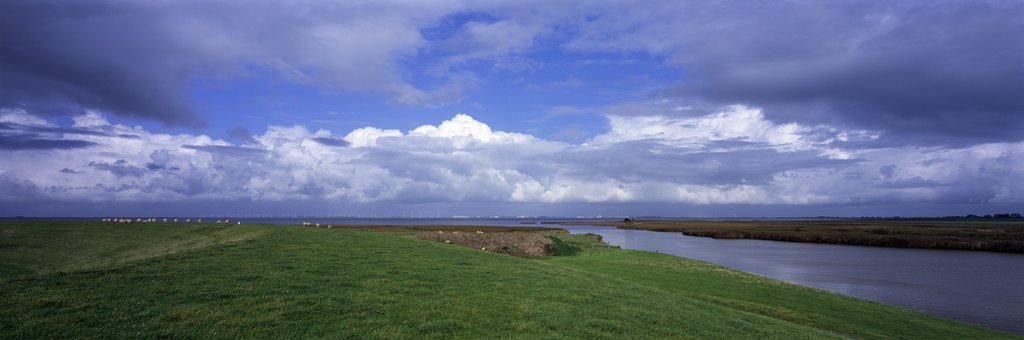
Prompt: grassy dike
<box><xmin>0</xmin><ymin>222</ymin><xmax>1016</xmax><ymax>339</ymax></box>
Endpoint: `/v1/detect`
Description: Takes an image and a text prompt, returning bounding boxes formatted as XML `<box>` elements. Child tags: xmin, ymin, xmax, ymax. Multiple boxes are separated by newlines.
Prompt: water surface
<box><xmin>558</xmin><ymin>225</ymin><xmax>1024</xmax><ymax>335</ymax></box>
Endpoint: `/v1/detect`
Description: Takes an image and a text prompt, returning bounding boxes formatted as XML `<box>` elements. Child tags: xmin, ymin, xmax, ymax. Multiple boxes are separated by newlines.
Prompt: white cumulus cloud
<box><xmin>0</xmin><ymin>107</ymin><xmax>1020</xmax><ymax>209</ymax></box>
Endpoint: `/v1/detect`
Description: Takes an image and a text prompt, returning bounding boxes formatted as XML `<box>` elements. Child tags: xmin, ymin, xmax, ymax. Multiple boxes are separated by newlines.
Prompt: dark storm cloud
<box><xmin>0</xmin><ymin>1</ymin><xmax>201</xmax><ymax>124</ymax></box>
<box><xmin>876</xmin><ymin>177</ymin><xmax>945</xmax><ymax>189</ymax></box>
<box><xmin>546</xmin><ymin>141</ymin><xmax>853</xmax><ymax>186</ymax></box>
<box><xmin>656</xmin><ymin>1</ymin><xmax>1024</xmax><ymax>145</ymax></box>
<box><xmin>0</xmin><ymin>173</ymin><xmax>39</xmax><ymax>199</ymax></box>
<box><xmin>225</xmin><ymin>127</ymin><xmax>256</xmax><ymax>144</ymax></box>
<box><xmin>0</xmin><ymin>1</ymin><xmax>467</xmax><ymax>124</ymax></box>
<box><xmin>0</xmin><ymin>122</ymin><xmax>139</xmax><ymax>139</ymax></box>
<box><xmin>0</xmin><ymin>134</ymin><xmax>98</xmax><ymax>150</ymax></box>
<box><xmin>879</xmin><ymin>164</ymin><xmax>897</xmax><ymax>179</ymax></box>
<box><xmin>88</xmin><ymin>160</ymin><xmax>145</xmax><ymax>177</ymax></box>
<box><xmin>312</xmin><ymin>137</ymin><xmax>351</xmax><ymax>147</ymax></box>
<box><xmin>182</xmin><ymin>144</ymin><xmax>267</xmax><ymax>157</ymax></box>
<box><xmin>145</xmin><ymin>150</ymin><xmax>180</xmax><ymax>171</ymax></box>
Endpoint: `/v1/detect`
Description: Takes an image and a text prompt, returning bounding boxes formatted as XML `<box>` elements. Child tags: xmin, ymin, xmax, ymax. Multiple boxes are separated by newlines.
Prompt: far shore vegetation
<box><xmin>1</xmin><ymin>221</ymin><xmax>1017</xmax><ymax>338</ymax></box>
<box><xmin>557</xmin><ymin>216</ymin><xmax>1024</xmax><ymax>253</ymax></box>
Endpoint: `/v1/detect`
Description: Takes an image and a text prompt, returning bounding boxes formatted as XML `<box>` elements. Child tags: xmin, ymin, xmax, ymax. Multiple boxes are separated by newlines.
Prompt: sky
<box><xmin>1</xmin><ymin>0</ymin><xmax>1022</xmax><ymax>217</ymax></box>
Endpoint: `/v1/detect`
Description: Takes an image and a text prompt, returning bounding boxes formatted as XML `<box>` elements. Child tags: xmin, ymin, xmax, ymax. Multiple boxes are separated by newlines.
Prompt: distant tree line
<box><xmin>943</xmin><ymin>213</ymin><xmax>1022</xmax><ymax>219</ymax></box>
<box><xmin>861</xmin><ymin>213</ymin><xmax>1023</xmax><ymax>220</ymax></box>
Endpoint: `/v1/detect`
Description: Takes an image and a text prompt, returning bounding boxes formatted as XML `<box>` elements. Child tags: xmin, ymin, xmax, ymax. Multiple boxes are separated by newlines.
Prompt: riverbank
<box><xmin>555</xmin><ymin>219</ymin><xmax>1024</xmax><ymax>253</ymax></box>
<box><xmin>1</xmin><ymin>221</ymin><xmax>1016</xmax><ymax>338</ymax></box>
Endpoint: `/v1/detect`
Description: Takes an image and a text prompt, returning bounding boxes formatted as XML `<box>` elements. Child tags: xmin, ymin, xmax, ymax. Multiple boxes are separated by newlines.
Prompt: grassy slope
<box><xmin>545</xmin><ymin>236</ymin><xmax>1015</xmax><ymax>339</ymax></box>
<box><xmin>0</xmin><ymin>221</ymin><xmax>265</xmax><ymax>277</ymax></box>
<box><xmin>318</xmin><ymin>224</ymin><xmax>566</xmax><ymax>234</ymax></box>
<box><xmin>0</xmin><ymin>222</ymin><xmax>1015</xmax><ymax>339</ymax></box>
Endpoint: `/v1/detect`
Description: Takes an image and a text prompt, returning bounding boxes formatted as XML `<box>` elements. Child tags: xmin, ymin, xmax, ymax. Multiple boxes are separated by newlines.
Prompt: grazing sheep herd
<box><xmin>99</xmin><ymin>219</ymin><xmax>514</xmax><ymax>254</ymax></box>
<box><xmin>100</xmin><ymin>220</ymin><xmax>491</xmax><ymax>240</ymax></box>
<box><xmin>301</xmin><ymin>221</ymin><xmax>334</xmax><ymax>228</ymax></box>
<box><xmin>101</xmin><ymin>218</ymin><xmax>233</xmax><ymax>224</ymax></box>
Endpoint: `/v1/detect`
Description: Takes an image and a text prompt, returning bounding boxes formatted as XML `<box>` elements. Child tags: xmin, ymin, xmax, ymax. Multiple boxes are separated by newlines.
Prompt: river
<box><xmin>555</xmin><ymin>224</ymin><xmax>1024</xmax><ymax>335</ymax></box>
<box><xmin>284</xmin><ymin>217</ymin><xmax>1024</xmax><ymax>334</ymax></box>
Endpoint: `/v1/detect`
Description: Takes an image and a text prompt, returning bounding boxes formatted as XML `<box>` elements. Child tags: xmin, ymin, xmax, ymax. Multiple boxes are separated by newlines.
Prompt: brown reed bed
<box><xmin>557</xmin><ymin>219</ymin><xmax>1024</xmax><ymax>253</ymax></box>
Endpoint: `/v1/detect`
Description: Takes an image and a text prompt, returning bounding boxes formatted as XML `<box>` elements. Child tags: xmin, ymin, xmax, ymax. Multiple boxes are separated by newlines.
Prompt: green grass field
<box><xmin>0</xmin><ymin>221</ymin><xmax>1016</xmax><ymax>339</ymax></box>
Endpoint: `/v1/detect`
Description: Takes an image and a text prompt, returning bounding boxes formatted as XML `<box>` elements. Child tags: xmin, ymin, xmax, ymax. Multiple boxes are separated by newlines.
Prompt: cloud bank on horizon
<box><xmin>2</xmin><ymin>108</ymin><xmax>1020</xmax><ymax>216</ymax></box>
<box><xmin>1</xmin><ymin>1</ymin><xmax>1022</xmax><ymax>216</ymax></box>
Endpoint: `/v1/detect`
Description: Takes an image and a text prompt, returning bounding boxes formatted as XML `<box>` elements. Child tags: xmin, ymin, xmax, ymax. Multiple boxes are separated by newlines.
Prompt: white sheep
<box><xmin>216</xmin><ymin>220</ymin><xmax>222</xmax><ymax>223</ymax></box>
<box><xmin>316</xmin><ymin>223</ymin><xmax>320</xmax><ymax>228</ymax></box>
<box><xmin>327</xmin><ymin>225</ymin><xmax>332</xmax><ymax>229</ymax></box>
<box><xmin>197</xmin><ymin>219</ymin><xmax>203</xmax><ymax>223</ymax></box>
<box><xmin>225</xmin><ymin>219</ymin><xmax>230</xmax><ymax>224</ymax></box>
<box><xmin>174</xmin><ymin>218</ymin><xmax>178</xmax><ymax>222</ymax></box>
<box><xmin>444</xmin><ymin>240</ymin><xmax>451</xmax><ymax>244</ymax></box>
<box><xmin>476</xmin><ymin>231</ymin><xmax>484</xmax><ymax>234</ymax></box>
<box><xmin>237</xmin><ymin>221</ymin><xmax>241</xmax><ymax>225</ymax></box>
<box><xmin>186</xmin><ymin>219</ymin><xmax>191</xmax><ymax>223</ymax></box>
<box><xmin>163</xmin><ymin>218</ymin><xmax>168</xmax><ymax>223</ymax></box>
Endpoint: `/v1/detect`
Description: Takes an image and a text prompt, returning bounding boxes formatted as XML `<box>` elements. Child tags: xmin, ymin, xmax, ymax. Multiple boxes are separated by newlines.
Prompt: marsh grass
<box><xmin>562</xmin><ymin>219</ymin><xmax>1024</xmax><ymax>253</ymax></box>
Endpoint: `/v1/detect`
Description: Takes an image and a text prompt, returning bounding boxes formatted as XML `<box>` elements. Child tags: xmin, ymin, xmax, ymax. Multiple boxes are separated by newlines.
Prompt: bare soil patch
<box><xmin>417</xmin><ymin>232</ymin><xmax>556</xmax><ymax>257</ymax></box>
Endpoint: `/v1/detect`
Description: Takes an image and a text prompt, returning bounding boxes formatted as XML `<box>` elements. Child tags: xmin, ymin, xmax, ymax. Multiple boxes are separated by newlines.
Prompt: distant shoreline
<box><xmin>552</xmin><ymin>219</ymin><xmax>1024</xmax><ymax>253</ymax></box>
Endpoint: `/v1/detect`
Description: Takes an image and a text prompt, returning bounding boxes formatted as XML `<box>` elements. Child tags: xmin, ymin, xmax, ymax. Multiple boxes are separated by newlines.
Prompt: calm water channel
<box><xmin>556</xmin><ymin>224</ymin><xmax>1024</xmax><ymax>335</ymax></box>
